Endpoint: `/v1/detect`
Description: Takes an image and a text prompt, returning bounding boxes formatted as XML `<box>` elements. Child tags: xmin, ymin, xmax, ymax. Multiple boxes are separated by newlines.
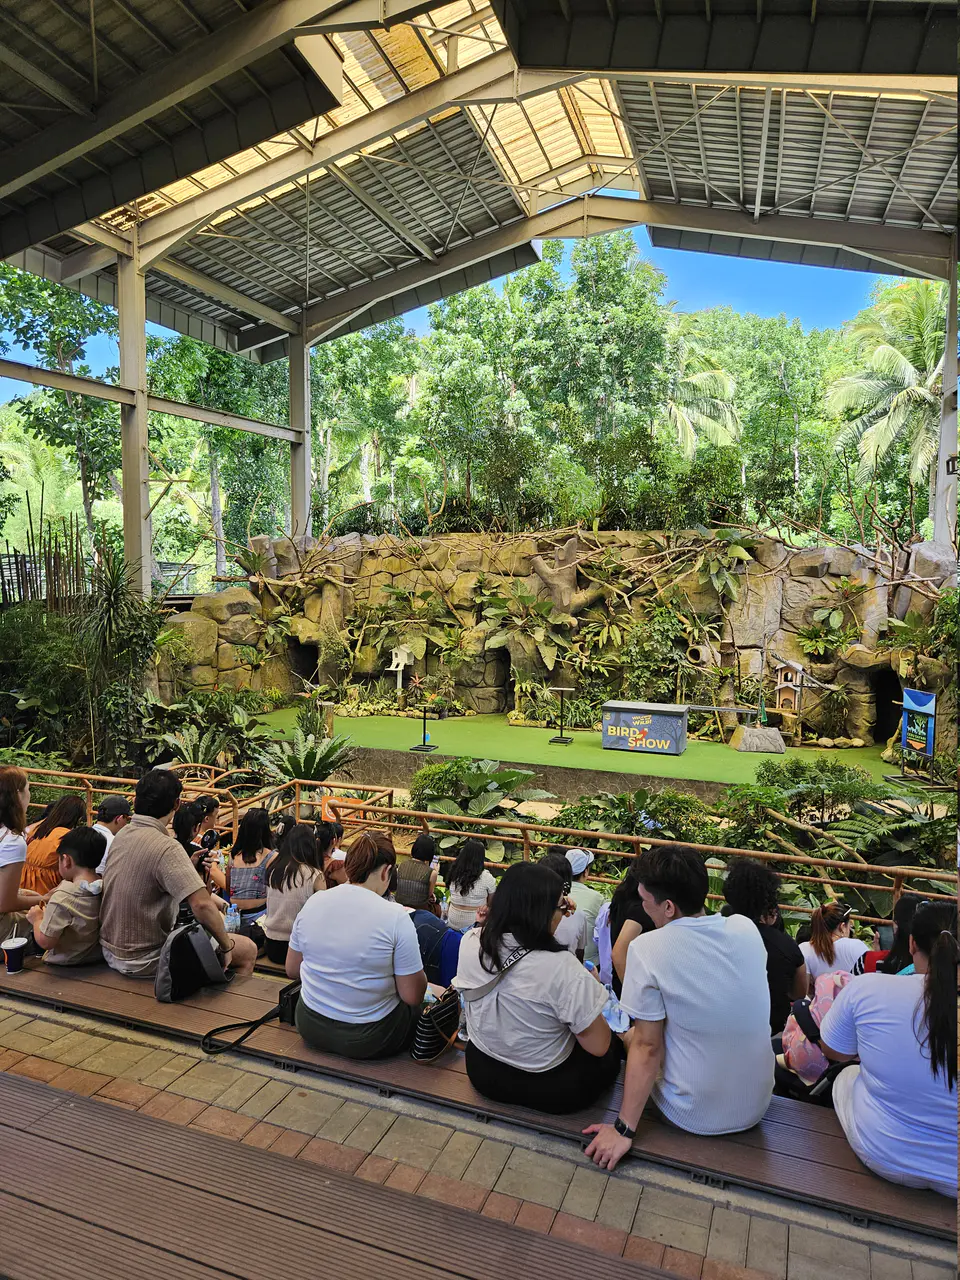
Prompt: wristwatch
<box><xmin>613</xmin><ymin>1116</ymin><xmax>636</xmax><ymax>1139</ymax></box>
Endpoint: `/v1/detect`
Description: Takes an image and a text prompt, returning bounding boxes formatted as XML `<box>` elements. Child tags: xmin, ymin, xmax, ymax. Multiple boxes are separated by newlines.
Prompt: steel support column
<box><xmin>933</xmin><ymin>236</ymin><xmax>957</xmax><ymax>546</ymax></box>
<box><xmin>117</xmin><ymin>247</ymin><xmax>152</xmax><ymax>595</ymax></box>
<box><xmin>289</xmin><ymin>326</ymin><xmax>312</xmax><ymax>539</ymax></box>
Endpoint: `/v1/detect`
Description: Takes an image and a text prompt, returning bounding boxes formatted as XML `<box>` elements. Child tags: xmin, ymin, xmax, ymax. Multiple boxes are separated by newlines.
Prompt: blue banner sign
<box><xmin>901</xmin><ymin>688</ymin><xmax>935</xmax><ymax>758</ymax></box>
<box><xmin>601</xmin><ymin>701</ymin><xmax>688</xmax><ymax>756</ymax></box>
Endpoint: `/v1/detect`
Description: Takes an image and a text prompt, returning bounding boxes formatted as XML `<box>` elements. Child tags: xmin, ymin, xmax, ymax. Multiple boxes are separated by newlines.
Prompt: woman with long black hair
<box><xmin>609</xmin><ymin>857</ymin><xmax>656</xmax><ymax>999</ymax></box>
<box><xmin>260</xmin><ymin>823</ymin><xmax>327</xmax><ymax>964</ymax></box>
<box><xmin>821</xmin><ymin>902</ymin><xmax>958</xmax><ymax>1198</ymax></box>
<box><xmin>454</xmin><ymin>862</ymin><xmax>621</xmax><ymax>1114</ymax></box>
<box><xmin>446</xmin><ymin>838</ymin><xmax>496</xmax><ymax>931</ymax></box>
<box><xmin>207</xmin><ymin>807</ymin><xmax>274</xmax><ymax>923</ymax></box>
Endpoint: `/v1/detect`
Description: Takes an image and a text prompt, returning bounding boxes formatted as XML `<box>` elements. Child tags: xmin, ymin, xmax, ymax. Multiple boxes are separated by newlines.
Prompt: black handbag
<box><xmin>155</xmin><ymin>922</ymin><xmax>233</xmax><ymax>1003</ymax></box>
<box><xmin>199</xmin><ymin>980</ymin><xmax>301</xmax><ymax>1056</ymax></box>
<box><xmin>410</xmin><ymin>986</ymin><xmax>462</xmax><ymax>1063</ymax></box>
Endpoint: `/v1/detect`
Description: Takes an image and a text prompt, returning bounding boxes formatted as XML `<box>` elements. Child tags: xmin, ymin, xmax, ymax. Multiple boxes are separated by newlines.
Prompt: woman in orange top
<box><xmin>21</xmin><ymin>794</ymin><xmax>85</xmax><ymax>896</ymax></box>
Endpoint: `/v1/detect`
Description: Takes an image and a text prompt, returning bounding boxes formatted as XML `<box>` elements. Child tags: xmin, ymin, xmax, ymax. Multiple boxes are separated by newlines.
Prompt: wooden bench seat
<box><xmin>1</xmin><ymin>1074</ymin><xmax>668</xmax><ymax>1280</ymax></box>
<box><xmin>1</xmin><ymin>961</ymin><xmax>953</xmax><ymax>1241</ymax></box>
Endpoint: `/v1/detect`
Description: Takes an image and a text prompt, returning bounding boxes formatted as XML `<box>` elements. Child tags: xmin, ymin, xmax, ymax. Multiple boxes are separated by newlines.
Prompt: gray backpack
<box><xmin>155</xmin><ymin>921</ymin><xmax>232</xmax><ymax>1002</ymax></box>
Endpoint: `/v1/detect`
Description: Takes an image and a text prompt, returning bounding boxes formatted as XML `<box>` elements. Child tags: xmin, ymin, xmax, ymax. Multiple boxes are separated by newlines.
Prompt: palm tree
<box><xmin>657</xmin><ymin>312</ymin><xmax>740</xmax><ymax>459</ymax></box>
<box><xmin>827</xmin><ymin>279</ymin><xmax>946</xmax><ymax>488</ymax></box>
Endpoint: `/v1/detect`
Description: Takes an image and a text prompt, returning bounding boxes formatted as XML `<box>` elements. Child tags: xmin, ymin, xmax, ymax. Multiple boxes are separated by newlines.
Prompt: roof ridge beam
<box><xmin>0</xmin><ymin>0</ymin><xmax>350</xmax><ymax>202</ymax></box>
<box><xmin>150</xmin><ymin>259</ymin><xmax>300</xmax><ymax>333</ymax></box>
<box><xmin>135</xmin><ymin>49</ymin><xmax>563</xmax><ymax>268</ymax></box>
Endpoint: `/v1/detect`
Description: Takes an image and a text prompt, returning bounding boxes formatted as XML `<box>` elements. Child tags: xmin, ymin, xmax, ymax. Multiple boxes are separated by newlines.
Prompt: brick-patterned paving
<box><xmin>0</xmin><ymin>1002</ymin><xmax>952</xmax><ymax>1280</ymax></box>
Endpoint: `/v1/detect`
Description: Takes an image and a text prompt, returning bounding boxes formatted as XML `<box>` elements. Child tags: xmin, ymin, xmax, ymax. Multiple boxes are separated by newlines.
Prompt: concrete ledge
<box><xmin>333</xmin><ymin>746</ymin><xmax>726</xmax><ymax>804</ymax></box>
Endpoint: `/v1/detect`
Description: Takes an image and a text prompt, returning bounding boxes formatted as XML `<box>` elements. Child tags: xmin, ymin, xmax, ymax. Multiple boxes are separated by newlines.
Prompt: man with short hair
<box><xmin>93</xmin><ymin>794</ymin><xmax>132</xmax><ymax>875</ymax></box>
<box><xmin>584</xmin><ymin>845</ymin><xmax>774</xmax><ymax>1171</ymax></box>
<box><xmin>100</xmin><ymin>769</ymin><xmax>256</xmax><ymax>979</ymax></box>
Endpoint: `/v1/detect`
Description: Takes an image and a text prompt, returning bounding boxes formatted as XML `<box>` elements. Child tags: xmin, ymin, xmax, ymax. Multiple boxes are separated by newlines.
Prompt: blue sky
<box><xmin>0</xmin><ymin>237</ymin><xmax>885</xmax><ymax>400</ymax></box>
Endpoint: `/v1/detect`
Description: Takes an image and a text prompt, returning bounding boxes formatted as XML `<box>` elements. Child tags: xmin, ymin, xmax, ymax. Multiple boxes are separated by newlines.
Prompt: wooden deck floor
<box><xmin>0</xmin><ymin>961</ymin><xmax>953</xmax><ymax>1242</ymax></box>
<box><xmin>1</xmin><ymin>1073</ymin><xmax>671</xmax><ymax>1280</ymax></box>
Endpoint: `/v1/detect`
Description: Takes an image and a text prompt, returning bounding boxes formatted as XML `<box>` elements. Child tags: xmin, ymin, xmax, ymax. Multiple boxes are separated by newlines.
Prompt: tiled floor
<box><xmin>0</xmin><ymin>1001</ymin><xmax>952</xmax><ymax>1280</ymax></box>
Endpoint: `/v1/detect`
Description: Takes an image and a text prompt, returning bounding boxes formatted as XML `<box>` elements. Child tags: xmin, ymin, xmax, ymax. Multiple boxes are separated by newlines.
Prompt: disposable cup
<box><xmin>1</xmin><ymin>937</ymin><xmax>27</xmax><ymax>975</ymax></box>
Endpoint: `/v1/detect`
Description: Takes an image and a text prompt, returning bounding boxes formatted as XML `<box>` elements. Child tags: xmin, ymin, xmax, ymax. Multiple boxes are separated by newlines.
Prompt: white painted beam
<box><xmin>118</xmin><ymin>253</ymin><xmax>152</xmax><ymax>596</ymax></box>
<box><xmin>59</xmin><ymin>244</ymin><xmax>118</xmax><ymax>284</ymax></box>
<box><xmin>151</xmin><ymin>259</ymin><xmax>300</xmax><ymax>333</ymax></box>
<box><xmin>0</xmin><ymin>0</ymin><xmax>345</xmax><ymax>202</ymax></box>
<box><xmin>933</xmin><ymin>234</ymin><xmax>957</xmax><ymax>544</ymax></box>
<box><xmin>289</xmin><ymin>327</ymin><xmax>312</xmax><ymax>536</ymax></box>
<box><xmin>0</xmin><ymin>357</ymin><xmax>135</xmax><ymax>405</ymax></box>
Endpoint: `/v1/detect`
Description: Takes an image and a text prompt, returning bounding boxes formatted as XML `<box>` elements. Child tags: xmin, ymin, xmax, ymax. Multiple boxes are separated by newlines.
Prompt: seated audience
<box><xmin>26</xmin><ymin>827</ymin><xmax>106</xmax><ymax>965</ymax></box>
<box><xmin>800</xmin><ymin>902</ymin><xmax>868</xmax><ymax>988</ymax></box>
<box><xmin>408</xmin><ymin>908</ymin><xmax>465</xmax><ymax>988</ymax></box>
<box><xmin>395</xmin><ymin>831</ymin><xmax>438</xmax><ymax>909</ymax></box>
<box><xmin>585</xmin><ymin>845</ymin><xmax>774</xmax><ymax>1170</ymax></box>
<box><xmin>100</xmin><ymin>769</ymin><xmax>256</xmax><ymax>978</ymax></box>
<box><xmin>0</xmin><ymin>767</ymin><xmax>45</xmax><ymax>942</ymax></box>
<box><xmin>260</xmin><ymin>823</ymin><xmax>326</xmax><ymax>964</ymax></box>
<box><xmin>566</xmin><ymin>848</ymin><xmax>603</xmax><ymax>965</ymax></box>
<box><xmin>539</xmin><ymin>852</ymin><xmax>587</xmax><ymax>961</ymax></box>
<box><xmin>852</xmin><ymin>894</ymin><xmax>923</xmax><ymax>976</ymax></box>
<box><xmin>22</xmin><ymin>794</ymin><xmax>86</xmax><ymax>896</ymax></box>
<box><xmin>609</xmin><ymin>858</ymin><xmax>655</xmax><ymax>998</ymax></box>
<box><xmin>723</xmin><ymin>858</ymin><xmax>807</xmax><ymax>1034</ymax></box>
<box><xmin>92</xmin><ymin>795</ymin><xmax>132</xmax><ymax>874</ymax></box>
<box><xmin>445</xmin><ymin>838</ymin><xmax>496</xmax><ymax>931</ymax></box>
<box><xmin>454</xmin><ymin>862</ymin><xmax>620</xmax><ymax>1114</ymax></box>
<box><xmin>208</xmin><ymin>808</ymin><xmax>273</xmax><ymax>924</ymax></box>
<box><xmin>821</xmin><ymin>902</ymin><xmax>958</xmax><ymax>1199</ymax></box>
<box><xmin>195</xmin><ymin>795</ymin><xmax>221</xmax><ymax>850</ymax></box>
<box><xmin>173</xmin><ymin>801</ymin><xmax>207</xmax><ymax>873</ymax></box>
<box><xmin>286</xmin><ymin>831</ymin><xmax>427</xmax><ymax>1059</ymax></box>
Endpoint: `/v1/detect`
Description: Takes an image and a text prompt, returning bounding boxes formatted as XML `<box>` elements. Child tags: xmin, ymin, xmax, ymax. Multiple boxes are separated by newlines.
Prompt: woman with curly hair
<box><xmin>723</xmin><ymin>858</ymin><xmax>807</xmax><ymax>1033</ymax></box>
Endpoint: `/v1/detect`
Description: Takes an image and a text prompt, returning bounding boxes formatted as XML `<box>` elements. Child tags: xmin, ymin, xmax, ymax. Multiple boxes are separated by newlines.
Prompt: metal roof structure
<box><xmin>0</xmin><ymin>0</ymin><xmax>954</xmax><ymax>579</ymax></box>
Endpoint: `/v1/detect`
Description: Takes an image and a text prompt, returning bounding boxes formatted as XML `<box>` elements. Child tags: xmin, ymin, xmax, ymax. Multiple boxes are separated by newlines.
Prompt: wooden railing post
<box><xmin>522</xmin><ymin>828</ymin><xmax>531</xmax><ymax>862</ymax></box>
<box><xmin>892</xmin><ymin>874</ymin><xmax>904</xmax><ymax>905</ymax></box>
<box><xmin>83</xmin><ymin>778</ymin><xmax>93</xmax><ymax>826</ymax></box>
<box><xmin>295</xmin><ymin>780</ymin><xmax>301</xmax><ymax>823</ymax></box>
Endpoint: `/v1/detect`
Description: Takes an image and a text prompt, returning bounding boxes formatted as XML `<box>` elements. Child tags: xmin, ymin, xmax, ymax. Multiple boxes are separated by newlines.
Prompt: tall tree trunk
<box><xmin>77</xmin><ymin>451</ymin><xmax>96</xmax><ymax>540</ymax></box>
<box><xmin>465</xmin><ymin>459</ymin><xmax>472</xmax><ymax>509</ymax></box>
<box><xmin>316</xmin><ymin>425</ymin><xmax>332</xmax><ymax>523</ymax></box>
<box><xmin>359</xmin><ymin>444</ymin><xmax>372</xmax><ymax>502</ymax></box>
<box><xmin>209</xmin><ymin>445</ymin><xmax>227</xmax><ymax>578</ymax></box>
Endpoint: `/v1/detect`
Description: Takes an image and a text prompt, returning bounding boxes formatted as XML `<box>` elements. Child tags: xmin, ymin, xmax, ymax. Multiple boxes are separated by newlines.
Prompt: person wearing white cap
<box><xmin>565</xmin><ymin>848</ymin><xmax>603</xmax><ymax>966</ymax></box>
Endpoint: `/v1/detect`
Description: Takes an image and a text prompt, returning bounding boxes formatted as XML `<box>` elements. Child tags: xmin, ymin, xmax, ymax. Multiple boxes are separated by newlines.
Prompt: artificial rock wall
<box><xmin>163</xmin><ymin>530</ymin><xmax>957</xmax><ymax>749</ymax></box>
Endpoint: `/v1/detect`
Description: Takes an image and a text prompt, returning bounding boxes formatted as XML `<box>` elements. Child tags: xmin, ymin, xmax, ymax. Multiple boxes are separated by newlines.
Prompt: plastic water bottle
<box><xmin>456</xmin><ymin>992</ymin><xmax>469</xmax><ymax>1044</ymax></box>
<box><xmin>225</xmin><ymin>903</ymin><xmax>241</xmax><ymax>933</ymax></box>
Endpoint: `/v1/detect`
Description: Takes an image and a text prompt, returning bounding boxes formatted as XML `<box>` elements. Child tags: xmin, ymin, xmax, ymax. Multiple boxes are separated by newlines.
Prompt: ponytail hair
<box><xmin>911</xmin><ymin>903</ymin><xmax>958</xmax><ymax>1089</ymax></box>
<box><xmin>344</xmin><ymin>830</ymin><xmax>397</xmax><ymax>885</ymax></box>
<box><xmin>809</xmin><ymin>901</ymin><xmax>853</xmax><ymax>965</ymax></box>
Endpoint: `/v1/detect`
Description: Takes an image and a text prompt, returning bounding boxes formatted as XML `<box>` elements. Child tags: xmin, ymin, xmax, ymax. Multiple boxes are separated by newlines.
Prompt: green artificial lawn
<box><xmin>261</xmin><ymin>708</ymin><xmax>889</xmax><ymax>785</ymax></box>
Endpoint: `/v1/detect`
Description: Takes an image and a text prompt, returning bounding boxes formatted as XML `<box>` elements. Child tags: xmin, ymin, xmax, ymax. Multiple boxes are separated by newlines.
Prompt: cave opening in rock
<box><xmin>287</xmin><ymin>638</ymin><xmax>319</xmax><ymax>684</ymax></box>
<box><xmin>872</xmin><ymin>667</ymin><xmax>903</xmax><ymax>745</ymax></box>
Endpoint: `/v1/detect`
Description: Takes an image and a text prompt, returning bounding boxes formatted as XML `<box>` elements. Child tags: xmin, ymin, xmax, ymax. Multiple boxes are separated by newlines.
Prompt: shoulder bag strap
<box><xmin>791</xmin><ymin>997</ymin><xmax>822</xmax><ymax>1045</ymax></box>
<box><xmin>461</xmin><ymin>945</ymin><xmax>530</xmax><ymax>1003</ymax></box>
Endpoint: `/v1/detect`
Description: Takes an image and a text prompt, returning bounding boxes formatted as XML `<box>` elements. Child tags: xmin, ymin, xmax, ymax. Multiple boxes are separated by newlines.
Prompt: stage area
<box><xmin>263</xmin><ymin>711</ymin><xmax>888</xmax><ymax>786</ymax></box>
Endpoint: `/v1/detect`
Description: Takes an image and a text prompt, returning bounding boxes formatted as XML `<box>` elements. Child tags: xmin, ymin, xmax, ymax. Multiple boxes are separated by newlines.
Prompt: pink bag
<box><xmin>782</xmin><ymin>970</ymin><xmax>853</xmax><ymax>1085</ymax></box>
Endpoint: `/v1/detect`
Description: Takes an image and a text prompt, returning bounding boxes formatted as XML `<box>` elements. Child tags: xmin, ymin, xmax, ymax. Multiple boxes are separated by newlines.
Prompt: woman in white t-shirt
<box><xmin>821</xmin><ymin>902</ymin><xmax>958</xmax><ymax>1199</ymax></box>
<box><xmin>0</xmin><ymin>767</ymin><xmax>46</xmax><ymax>943</ymax></box>
<box><xmin>454</xmin><ymin>862</ymin><xmax>620</xmax><ymax>1114</ymax></box>
<box><xmin>445</xmin><ymin>839</ymin><xmax>497</xmax><ymax>932</ymax></box>
<box><xmin>800</xmin><ymin>902</ymin><xmax>868</xmax><ymax>989</ymax></box>
<box><xmin>287</xmin><ymin>831</ymin><xmax>427</xmax><ymax>1060</ymax></box>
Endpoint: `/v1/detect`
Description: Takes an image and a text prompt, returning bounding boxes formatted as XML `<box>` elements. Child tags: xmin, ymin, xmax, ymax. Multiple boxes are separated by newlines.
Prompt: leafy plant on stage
<box><xmin>257</xmin><ymin>730</ymin><xmax>357</xmax><ymax>784</ymax></box>
<box><xmin>367</xmin><ymin>584</ymin><xmax>453</xmax><ymax>663</ymax></box>
<box><xmin>410</xmin><ymin>756</ymin><xmax>553</xmax><ymax>861</ymax></box>
<box><xmin>810</xmin><ymin>576</ymin><xmax>862</xmax><ymax>632</ymax></box>
<box><xmin>796</xmin><ymin>619</ymin><xmax>858</xmax><ymax>659</ymax></box>
<box><xmin>138</xmin><ymin>686</ymin><xmax>274</xmax><ymax>767</ymax></box>
<box><xmin>474</xmin><ymin>577</ymin><xmax>571</xmax><ymax>673</ymax></box>
<box><xmin>691</xmin><ymin>527</ymin><xmax>755</xmax><ymax>604</ymax></box>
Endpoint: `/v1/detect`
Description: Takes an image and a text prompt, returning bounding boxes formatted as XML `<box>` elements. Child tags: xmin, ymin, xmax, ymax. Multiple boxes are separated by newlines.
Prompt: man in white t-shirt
<box><xmin>584</xmin><ymin>845</ymin><xmax>774</xmax><ymax>1171</ymax></box>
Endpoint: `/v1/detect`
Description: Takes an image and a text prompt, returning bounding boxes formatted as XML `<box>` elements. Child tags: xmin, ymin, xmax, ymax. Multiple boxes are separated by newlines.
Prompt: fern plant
<box><xmin>162</xmin><ymin>723</ymin><xmax>229</xmax><ymax>767</ymax></box>
<box><xmin>257</xmin><ymin>731</ymin><xmax>356</xmax><ymax>783</ymax></box>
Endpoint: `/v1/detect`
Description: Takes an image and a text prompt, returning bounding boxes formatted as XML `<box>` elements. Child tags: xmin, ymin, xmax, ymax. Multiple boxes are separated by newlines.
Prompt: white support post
<box><xmin>117</xmin><ymin>243</ymin><xmax>152</xmax><ymax>595</ymax></box>
<box><xmin>932</xmin><ymin>235</ymin><xmax>957</xmax><ymax>547</ymax></box>
<box><xmin>289</xmin><ymin>325</ymin><xmax>312</xmax><ymax>539</ymax></box>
